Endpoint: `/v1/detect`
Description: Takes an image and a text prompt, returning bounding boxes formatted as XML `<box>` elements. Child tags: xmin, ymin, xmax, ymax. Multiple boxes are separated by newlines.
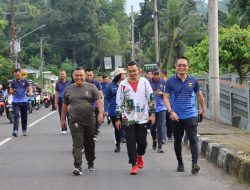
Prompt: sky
<box><xmin>125</xmin><ymin>0</ymin><xmax>144</xmax><ymax>14</ymax></box>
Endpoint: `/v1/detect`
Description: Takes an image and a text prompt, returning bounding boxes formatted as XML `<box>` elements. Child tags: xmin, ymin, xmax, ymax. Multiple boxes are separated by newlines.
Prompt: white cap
<box><xmin>114</xmin><ymin>68</ymin><xmax>126</xmax><ymax>76</ymax></box>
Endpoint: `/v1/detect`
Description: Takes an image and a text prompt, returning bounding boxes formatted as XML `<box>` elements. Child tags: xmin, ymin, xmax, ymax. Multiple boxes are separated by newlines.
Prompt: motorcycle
<box><xmin>42</xmin><ymin>92</ymin><xmax>51</xmax><ymax>108</ymax></box>
<box><xmin>5</xmin><ymin>94</ymin><xmax>13</xmax><ymax>123</ymax></box>
<box><xmin>27</xmin><ymin>94</ymin><xmax>36</xmax><ymax>114</ymax></box>
<box><xmin>0</xmin><ymin>97</ymin><xmax>5</xmax><ymax>116</ymax></box>
<box><xmin>35</xmin><ymin>92</ymin><xmax>41</xmax><ymax>110</ymax></box>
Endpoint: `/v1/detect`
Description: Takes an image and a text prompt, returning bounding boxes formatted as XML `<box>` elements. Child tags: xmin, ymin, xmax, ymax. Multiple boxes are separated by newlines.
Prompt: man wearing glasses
<box><xmin>163</xmin><ymin>56</ymin><xmax>206</xmax><ymax>175</ymax></box>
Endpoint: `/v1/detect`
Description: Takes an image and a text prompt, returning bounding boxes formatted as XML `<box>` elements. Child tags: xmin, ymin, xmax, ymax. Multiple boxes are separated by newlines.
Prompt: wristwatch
<box><xmin>168</xmin><ymin>109</ymin><xmax>174</xmax><ymax>115</ymax></box>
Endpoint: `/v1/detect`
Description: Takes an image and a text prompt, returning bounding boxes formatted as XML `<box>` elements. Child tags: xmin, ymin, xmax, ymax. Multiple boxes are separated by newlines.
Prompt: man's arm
<box><xmin>54</xmin><ymin>91</ymin><xmax>58</xmax><ymax>109</ymax></box>
<box><xmin>96</xmin><ymin>99</ymin><xmax>104</xmax><ymax>124</ymax></box>
<box><xmin>163</xmin><ymin>93</ymin><xmax>179</xmax><ymax>121</ymax></box>
<box><xmin>196</xmin><ymin>91</ymin><xmax>206</xmax><ymax>117</ymax></box>
<box><xmin>27</xmin><ymin>86</ymin><xmax>33</xmax><ymax>96</ymax></box>
<box><xmin>61</xmin><ymin>103</ymin><xmax>68</xmax><ymax>129</ymax></box>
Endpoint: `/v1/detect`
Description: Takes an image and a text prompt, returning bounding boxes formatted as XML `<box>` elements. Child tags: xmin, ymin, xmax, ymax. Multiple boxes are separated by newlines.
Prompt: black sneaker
<box><xmin>157</xmin><ymin>148</ymin><xmax>164</xmax><ymax>153</ymax></box>
<box><xmin>12</xmin><ymin>131</ymin><xmax>18</xmax><ymax>137</ymax></box>
<box><xmin>114</xmin><ymin>146</ymin><xmax>120</xmax><ymax>152</ymax></box>
<box><xmin>73</xmin><ymin>168</ymin><xmax>82</xmax><ymax>176</ymax></box>
<box><xmin>177</xmin><ymin>164</ymin><xmax>184</xmax><ymax>172</ymax></box>
<box><xmin>88</xmin><ymin>162</ymin><xmax>95</xmax><ymax>171</ymax></box>
<box><xmin>191</xmin><ymin>164</ymin><xmax>200</xmax><ymax>175</ymax></box>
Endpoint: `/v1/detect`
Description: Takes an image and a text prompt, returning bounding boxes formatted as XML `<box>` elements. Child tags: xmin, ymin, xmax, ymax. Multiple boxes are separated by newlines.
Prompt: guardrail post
<box><xmin>247</xmin><ymin>82</ymin><xmax>250</xmax><ymax>130</ymax></box>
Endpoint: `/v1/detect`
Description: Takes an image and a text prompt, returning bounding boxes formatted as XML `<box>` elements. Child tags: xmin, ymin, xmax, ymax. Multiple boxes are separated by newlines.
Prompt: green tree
<box><xmin>61</xmin><ymin>58</ymin><xmax>74</xmax><ymax>76</ymax></box>
<box><xmin>0</xmin><ymin>56</ymin><xmax>13</xmax><ymax>87</ymax></box>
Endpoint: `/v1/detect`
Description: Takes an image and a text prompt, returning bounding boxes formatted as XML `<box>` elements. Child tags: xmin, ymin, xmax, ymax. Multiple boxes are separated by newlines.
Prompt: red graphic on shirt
<box><xmin>128</xmin><ymin>80</ymin><xmax>139</xmax><ymax>92</ymax></box>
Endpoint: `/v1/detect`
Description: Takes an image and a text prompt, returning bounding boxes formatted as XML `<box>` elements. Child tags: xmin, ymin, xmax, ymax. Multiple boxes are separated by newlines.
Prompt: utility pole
<box><xmin>153</xmin><ymin>0</ymin><xmax>160</xmax><ymax>67</ymax></box>
<box><xmin>10</xmin><ymin>0</ymin><xmax>17</xmax><ymax>68</ymax></box>
<box><xmin>131</xmin><ymin>6</ymin><xmax>135</xmax><ymax>61</ymax></box>
<box><xmin>40</xmin><ymin>37</ymin><xmax>44</xmax><ymax>89</ymax></box>
<box><xmin>208</xmin><ymin>0</ymin><xmax>220</xmax><ymax>121</ymax></box>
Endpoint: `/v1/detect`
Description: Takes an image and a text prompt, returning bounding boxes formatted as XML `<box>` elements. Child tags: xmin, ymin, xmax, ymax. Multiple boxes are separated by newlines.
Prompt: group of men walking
<box><xmin>9</xmin><ymin>56</ymin><xmax>205</xmax><ymax>177</ymax></box>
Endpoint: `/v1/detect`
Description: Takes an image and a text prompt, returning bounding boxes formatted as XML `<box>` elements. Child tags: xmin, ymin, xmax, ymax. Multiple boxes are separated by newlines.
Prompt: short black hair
<box><xmin>146</xmin><ymin>70</ymin><xmax>152</xmax><ymax>74</ymax></box>
<box><xmin>85</xmin><ymin>68</ymin><xmax>93</xmax><ymax>72</ymax></box>
<box><xmin>175</xmin><ymin>56</ymin><xmax>189</xmax><ymax>65</ymax></box>
<box><xmin>74</xmin><ymin>67</ymin><xmax>84</xmax><ymax>72</ymax></box>
<box><xmin>127</xmin><ymin>60</ymin><xmax>139</xmax><ymax>68</ymax></box>
<box><xmin>102</xmin><ymin>75</ymin><xmax>108</xmax><ymax>79</ymax></box>
<box><xmin>14</xmin><ymin>68</ymin><xmax>21</xmax><ymax>73</ymax></box>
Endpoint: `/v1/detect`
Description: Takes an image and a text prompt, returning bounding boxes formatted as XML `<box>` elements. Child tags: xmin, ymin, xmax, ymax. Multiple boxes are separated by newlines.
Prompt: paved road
<box><xmin>0</xmin><ymin>108</ymin><xmax>248</xmax><ymax>190</ymax></box>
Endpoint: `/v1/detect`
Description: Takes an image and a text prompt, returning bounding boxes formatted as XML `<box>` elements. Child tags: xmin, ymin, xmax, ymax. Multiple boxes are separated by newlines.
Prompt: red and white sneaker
<box><xmin>136</xmin><ymin>156</ymin><xmax>144</xmax><ymax>169</ymax></box>
<box><xmin>130</xmin><ymin>165</ymin><xmax>139</xmax><ymax>175</ymax></box>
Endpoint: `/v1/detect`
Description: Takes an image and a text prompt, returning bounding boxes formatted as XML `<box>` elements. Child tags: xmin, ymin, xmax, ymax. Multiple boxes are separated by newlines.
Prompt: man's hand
<box><xmin>103</xmin><ymin>112</ymin><xmax>108</xmax><ymax>116</ymax></box>
<box><xmin>149</xmin><ymin>113</ymin><xmax>156</xmax><ymax>125</ymax></box>
<box><xmin>115</xmin><ymin>120</ymin><xmax>121</xmax><ymax>130</ymax></box>
<box><xmin>98</xmin><ymin>113</ymin><xmax>104</xmax><ymax>125</ymax></box>
<box><xmin>170</xmin><ymin>111</ymin><xmax>179</xmax><ymax>122</ymax></box>
<box><xmin>54</xmin><ymin>104</ymin><xmax>58</xmax><ymax>110</ymax></box>
<box><xmin>27</xmin><ymin>91</ymin><xmax>33</xmax><ymax>97</ymax></box>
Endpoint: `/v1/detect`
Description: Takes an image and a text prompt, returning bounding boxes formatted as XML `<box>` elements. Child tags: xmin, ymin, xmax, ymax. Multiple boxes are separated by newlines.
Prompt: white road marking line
<box><xmin>28</xmin><ymin>111</ymin><xmax>56</xmax><ymax>128</ymax></box>
<box><xmin>0</xmin><ymin>111</ymin><xmax>56</xmax><ymax>147</ymax></box>
<box><xmin>0</xmin><ymin>138</ymin><xmax>12</xmax><ymax>146</ymax></box>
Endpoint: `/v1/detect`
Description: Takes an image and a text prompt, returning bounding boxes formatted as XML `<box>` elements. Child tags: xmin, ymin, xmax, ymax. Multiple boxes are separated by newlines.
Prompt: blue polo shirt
<box><xmin>87</xmin><ymin>79</ymin><xmax>102</xmax><ymax>108</ymax></box>
<box><xmin>55</xmin><ymin>80</ymin><xmax>72</xmax><ymax>99</ymax></box>
<box><xmin>149</xmin><ymin>79</ymin><xmax>167</xmax><ymax>112</ymax></box>
<box><xmin>11</xmin><ymin>79</ymin><xmax>30</xmax><ymax>103</ymax></box>
<box><xmin>165</xmin><ymin>74</ymin><xmax>200</xmax><ymax>119</ymax></box>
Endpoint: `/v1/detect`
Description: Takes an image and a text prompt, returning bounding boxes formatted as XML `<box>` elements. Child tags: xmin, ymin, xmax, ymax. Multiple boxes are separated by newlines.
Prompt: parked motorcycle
<box><xmin>5</xmin><ymin>94</ymin><xmax>13</xmax><ymax>123</ymax></box>
<box><xmin>0</xmin><ymin>97</ymin><xmax>5</xmax><ymax>116</ymax></box>
<box><xmin>27</xmin><ymin>94</ymin><xmax>36</xmax><ymax>114</ymax></box>
<box><xmin>42</xmin><ymin>92</ymin><xmax>51</xmax><ymax>108</ymax></box>
<box><xmin>35</xmin><ymin>92</ymin><xmax>41</xmax><ymax>110</ymax></box>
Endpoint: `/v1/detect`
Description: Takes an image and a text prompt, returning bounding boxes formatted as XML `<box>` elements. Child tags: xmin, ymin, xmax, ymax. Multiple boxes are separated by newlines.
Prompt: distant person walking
<box><xmin>163</xmin><ymin>56</ymin><xmax>206</xmax><ymax>175</ymax></box>
<box><xmin>9</xmin><ymin>69</ymin><xmax>33</xmax><ymax>137</ymax></box>
<box><xmin>54</xmin><ymin>70</ymin><xmax>72</xmax><ymax>134</ymax></box>
<box><xmin>61</xmin><ymin>67</ymin><xmax>104</xmax><ymax>175</ymax></box>
<box><xmin>116</xmin><ymin>61</ymin><xmax>156</xmax><ymax>175</ymax></box>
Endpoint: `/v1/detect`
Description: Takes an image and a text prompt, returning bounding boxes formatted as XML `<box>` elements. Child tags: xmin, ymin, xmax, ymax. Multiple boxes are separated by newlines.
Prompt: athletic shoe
<box><xmin>114</xmin><ymin>146</ymin><xmax>120</xmax><ymax>152</ymax></box>
<box><xmin>73</xmin><ymin>168</ymin><xmax>82</xmax><ymax>176</ymax></box>
<box><xmin>88</xmin><ymin>162</ymin><xmax>95</xmax><ymax>171</ymax></box>
<box><xmin>157</xmin><ymin>148</ymin><xmax>164</xmax><ymax>153</ymax></box>
<box><xmin>177</xmin><ymin>164</ymin><xmax>185</xmax><ymax>172</ymax></box>
<box><xmin>23</xmin><ymin>131</ymin><xmax>27</xmax><ymax>136</ymax></box>
<box><xmin>93</xmin><ymin>135</ymin><xmax>98</xmax><ymax>142</ymax></box>
<box><xmin>136</xmin><ymin>156</ymin><xmax>144</xmax><ymax>169</ymax></box>
<box><xmin>12</xmin><ymin>131</ymin><xmax>18</xmax><ymax>137</ymax></box>
<box><xmin>130</xmin><ymin>165</ymin><xmax>139</xmax><ymax>175</ymax></box>
<box><xmin>82</xmin><ymin>148</ymin><xmax>85</xmax><ymax>153</ymax></box>
<box><xmin>168</xmin><ymin>137</ymin><xmax>173</xmax><ymax>142</ymax></box>
<box><xmin>191</xmin><ymin>164</ymin><xmax>200</xmax><ymax>175</ymax></box>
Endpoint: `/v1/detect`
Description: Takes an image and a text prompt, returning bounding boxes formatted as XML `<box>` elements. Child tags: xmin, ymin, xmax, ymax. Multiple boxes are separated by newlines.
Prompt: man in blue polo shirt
<box><xmin>163</xmin><ymin>56</ymin><xmax>206</xmax><ymax>175</ymax></box>
<box><xmin>10</xmin><ymin>69</ymin><xmax>33</xmax><ymax>137</ymax></box>
<box><xmin>85</xmin><ymin>68</ymin><xmax>103</xmax><ymax>141</ymax></box>
<box><xmin>55</xmin><ymin>70</ymin><xmax>72</xmax><ymax>134</ymax></box>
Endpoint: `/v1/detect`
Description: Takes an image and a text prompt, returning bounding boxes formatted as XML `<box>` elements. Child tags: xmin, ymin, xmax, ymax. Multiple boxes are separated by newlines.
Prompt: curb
<box><xmin>183</xmin><ymin>135</ymin><xmax>250</xmax><ymax>185</ymax></box>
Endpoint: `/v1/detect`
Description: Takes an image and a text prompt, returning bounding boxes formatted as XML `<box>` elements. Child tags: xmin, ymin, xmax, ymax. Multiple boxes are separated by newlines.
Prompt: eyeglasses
<box><xmin>177</xmin><ymin>64</ymin><xmax>188</xmax><ymax>67</ymax></box>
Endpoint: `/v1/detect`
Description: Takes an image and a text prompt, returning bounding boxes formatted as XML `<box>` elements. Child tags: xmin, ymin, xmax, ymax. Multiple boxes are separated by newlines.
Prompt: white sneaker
<box><xmin>93</xmin><ymin>135</ymin><xmax>98</xmax><ymax>142</ymax></box>
<box><xmin>73</xmin><ymin>168</ymin><xmax>82</xmax><ymax>176</ymax></box>
<box><xmin>61</xmin><ymin>131</ymin><xmax>67</xmax><ymax>135</ymax></box>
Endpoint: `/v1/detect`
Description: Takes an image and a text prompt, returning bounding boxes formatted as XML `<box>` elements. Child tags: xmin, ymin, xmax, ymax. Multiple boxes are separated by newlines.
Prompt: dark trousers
<box><xmin>166</xmin><ymin>112</ymin><xmax>172</xmax><ymax>138</ymax></box>
<box><xmin>13</xmin><ymin>102</ymin><xmax>28</xmax><ymax>132</ymax></box>
<box><xmin>125</xmin><ymin>123</ymin><xmax>147</xmax><ymax>166</ymax></box>
<box><xmin>94</xmin><ymin>108</ymin><xmax>100</xmax><ymax>135</ymax></box>
<box><xmin>51</xmin><ymin>94</ymin><xmax>55</xmax><ymax>110</ymax></box>
<box><xmin>172</xmin><ymin>117</ymin><xmax>198</xmax><ymax>165</ymax></box>
<box><xmin>58</xmin><ymin>98</ymin><xmax>68</xmax><ymax>131</ymax></box>
<box><xmin>69</xmin><ymin>119</ymin><xmax>96</xmax><ymax>171</ymax></box>
<box><xmin>110</xmin><ymin>116</ymin><xmax>121</xmax><ymax>148</ymax></box>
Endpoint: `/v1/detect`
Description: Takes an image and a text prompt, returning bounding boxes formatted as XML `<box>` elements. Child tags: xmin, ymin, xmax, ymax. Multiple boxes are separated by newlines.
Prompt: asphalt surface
<box><xmin>0</xmin><ymin>107</ymin><xmax>248</xmax><ymax>190</ymax></box>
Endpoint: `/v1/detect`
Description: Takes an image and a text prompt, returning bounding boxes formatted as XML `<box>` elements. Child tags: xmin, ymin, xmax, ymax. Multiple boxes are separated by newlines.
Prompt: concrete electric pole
<box><xmin>131</xmin><ymin>6</ymin><xmax>135</xmax><ymax>61</ymax></box>
<box><xmin>153</xmin><ymin>0</ymin><xmax>160</xmax><ymax>67</ymax></box>
<box><xmin>208</xmin><ymin>0</ymin><xmax>220</xmax><ymax>121</ymax></box>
